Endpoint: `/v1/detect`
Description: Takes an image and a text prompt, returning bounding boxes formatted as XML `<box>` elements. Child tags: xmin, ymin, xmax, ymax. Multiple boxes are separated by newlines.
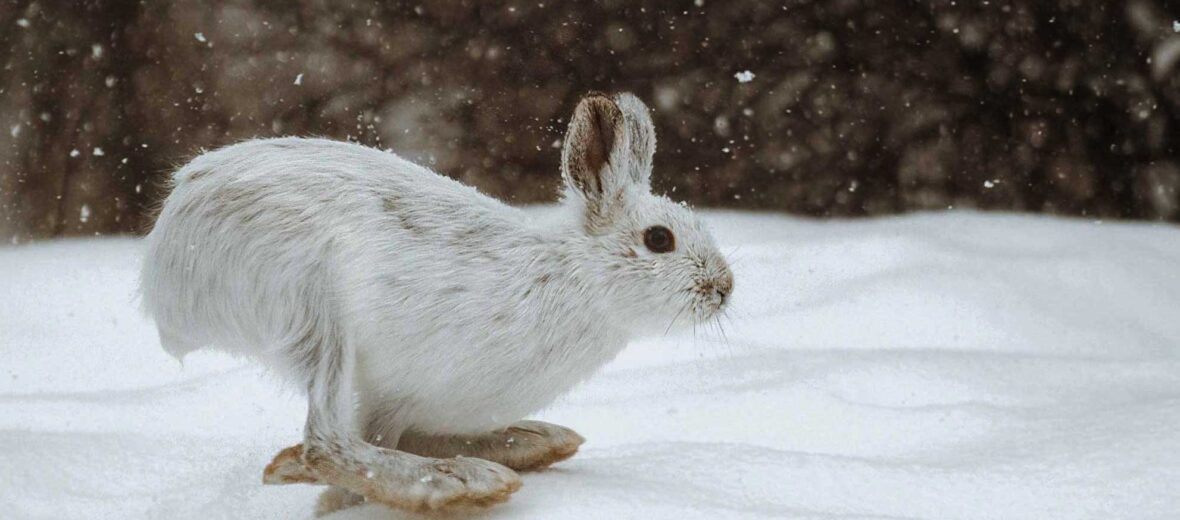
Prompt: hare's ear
<box><xmin>562</xmin><ymin>93</ymin><xmax>626</xmax><ymax>220</ymax></box>
<box><xmin>561</xmin><ymin>93</ymin><xmax>656</xmax><ymax>224</ymax></box>
<box><xmin>613</xmin><ymin>92</ymin><xmax>656</xmax><ymax>188</ymax></box>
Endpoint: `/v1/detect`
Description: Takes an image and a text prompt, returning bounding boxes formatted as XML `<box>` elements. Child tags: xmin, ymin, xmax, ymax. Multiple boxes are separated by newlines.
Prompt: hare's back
<box><xmin>175</xmin><ymin>137</ymin><xmax>427</xmax><ymax>190</ymax></box>
<box><xmin>142</xmin><ymin>138</ymin><xmax>477</xmax><ymax>362</ymax></box>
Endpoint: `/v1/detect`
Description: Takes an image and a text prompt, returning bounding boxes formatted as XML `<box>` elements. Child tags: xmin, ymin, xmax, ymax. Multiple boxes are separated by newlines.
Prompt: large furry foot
<box><xmin>398</xmin><ymin>420</ymin><xmax>585</xmax><ymax>471</ymax></box>
<box><xmin>263</xmin><ymin>443</ymin><xmax>522</xmax><ymax>512</ymax></box>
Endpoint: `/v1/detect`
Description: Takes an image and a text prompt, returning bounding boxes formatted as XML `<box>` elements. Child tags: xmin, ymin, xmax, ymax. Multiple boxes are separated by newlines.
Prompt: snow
<box><xmin>1151</xmin><ymin>37</ymin><xmax>1180</xmax><ymax>80</ymax></box>
<box><xmin>734</xmin><ymin>70</ymin><xmax>755</xmax><ymax>83</ymax></box>
<box><xmin>2</xmin><ymin>211</ymin><xmax>1179</xmax><ymax>520</ymax></box>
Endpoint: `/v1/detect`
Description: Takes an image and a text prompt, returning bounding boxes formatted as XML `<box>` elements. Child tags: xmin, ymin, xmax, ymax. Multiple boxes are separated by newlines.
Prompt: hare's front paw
<box><xmin>396</xmin><ymin>457</ymin><xmax>522</xmax><ymax>511</ymax></box>
<box><xmin>397</xmin><ymin>420</ymin><xmax>585</xmax><ymax>471</ymax></box>
<box><xmin>262</xmin><ymin>444</ymin><xmax>317</xmax><ymax>484</ymax></box>
<box><xmin>501</xmin><ymin>420</ymin><xmax>585</xmax><ymax>470</ymax></box>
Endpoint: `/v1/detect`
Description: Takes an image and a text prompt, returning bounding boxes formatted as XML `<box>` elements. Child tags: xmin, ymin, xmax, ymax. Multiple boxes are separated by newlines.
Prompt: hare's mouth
<box><xmin>687</xmin><ymin>289</ymin><xmax>728</xmax><ymax>324</ymax></box>
<box><xmin>691</xmin><ymin>273</ymin><xmax>733</xmax><ymax>317</ymax></box>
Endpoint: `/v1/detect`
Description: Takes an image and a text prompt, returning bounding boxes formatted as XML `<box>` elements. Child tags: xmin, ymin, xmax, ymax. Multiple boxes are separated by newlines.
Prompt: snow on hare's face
<box><xmin>561</xmin><ymin>93</ymin><xmax>733</xmax><ymax>329</ymax></box>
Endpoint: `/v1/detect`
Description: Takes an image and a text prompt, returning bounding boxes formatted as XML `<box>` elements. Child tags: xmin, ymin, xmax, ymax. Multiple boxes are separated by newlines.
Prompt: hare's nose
<box><xmin>714</xmin><ymin>270</ymin><xmax>734</xmax><ymax>305</ymax></box>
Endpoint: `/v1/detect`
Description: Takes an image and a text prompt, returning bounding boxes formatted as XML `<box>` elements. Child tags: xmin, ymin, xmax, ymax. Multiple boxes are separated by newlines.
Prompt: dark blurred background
<box><xmin>4</xmin><ymin>0</ymin><xmax>1180</xmax><ymax>242</ymax></box>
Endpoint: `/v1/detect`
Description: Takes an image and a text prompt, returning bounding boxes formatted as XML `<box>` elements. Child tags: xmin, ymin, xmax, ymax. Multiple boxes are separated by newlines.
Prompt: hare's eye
<box><xmin>643</xmin><ymin>225</ymin><xmax>675</xmax><ymax>253</ymax></box>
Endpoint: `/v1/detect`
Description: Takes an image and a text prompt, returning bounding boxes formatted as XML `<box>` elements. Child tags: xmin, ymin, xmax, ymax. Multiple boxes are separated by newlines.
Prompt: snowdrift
<box><xmin>2</xmin><ymin>211</ymin><xmax>1178</xmax><ymax>519</ymax></box>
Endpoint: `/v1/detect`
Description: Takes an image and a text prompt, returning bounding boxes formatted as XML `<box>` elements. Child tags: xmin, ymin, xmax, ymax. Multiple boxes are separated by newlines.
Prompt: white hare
<box><xmin>140</xmin><ymin>92</ymin><xmax>733</xmax><ymax>515</ymax></box>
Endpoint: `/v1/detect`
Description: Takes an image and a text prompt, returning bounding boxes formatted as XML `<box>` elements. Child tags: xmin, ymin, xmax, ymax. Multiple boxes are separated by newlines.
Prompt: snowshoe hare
<box><xmin>140</xmin><ymin>92</ymin><xmax>734</xmax><ymax>515</ymax></box>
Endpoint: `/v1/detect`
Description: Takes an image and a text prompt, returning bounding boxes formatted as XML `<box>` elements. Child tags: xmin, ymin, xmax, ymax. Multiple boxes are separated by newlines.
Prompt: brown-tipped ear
<box><xmin>561</xmin><ymin>93</ymin><xmax>625</xmax><ymax>214</ymax></box>
<box><xmin>614</xmin><ymin>93</ymin><xmax>656</xmax><ymax>187</ymax></box>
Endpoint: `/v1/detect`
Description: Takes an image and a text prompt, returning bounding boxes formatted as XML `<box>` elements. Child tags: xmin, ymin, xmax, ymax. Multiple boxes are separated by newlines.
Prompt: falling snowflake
<box><xmin>93</xmin><ymin>147</ymin><xmax>105</xmax><ymax>156</ymax></box>
<box><xmin>294</xmin><ymin>73</ymin><xmax>304</xmax><ymax>86</ymax></box>
<box><xmin>194</xmin><ymin>32</ymin><xmax>207</xmax><ymax>43</ymax></box>
<box><xmin>69</xmin><ymin>149</ymin><xmax>81</xmax><ymax>158</ymax></box>
<box><xmin>734</xmin><ymin>70</ymin><xmax>755</xmax><ymax>83</ymax></box>
<box><xmin>16</xmin><ymin>18</ymin><xmax>30</xmax><ymax>28</ymax></box>
<box><xmin>1173</xmin><ymin>21</ymin><xmax>1180</xmax><ymax>33</ymax></box>
<box><xmin>79</xmin><ymin>204</ymin><xmax>91</xmax><ymax>223</ymax></box>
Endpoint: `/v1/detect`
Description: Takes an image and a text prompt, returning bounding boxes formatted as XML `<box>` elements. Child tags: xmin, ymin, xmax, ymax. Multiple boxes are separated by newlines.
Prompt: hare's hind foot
<box><xmin>398</xmin><ymin>420</ymin><xmax>585</xmax><ymax>471</ymax></box>
<box><xmin>262</xmin><ymin>443</ymin><xmax>521</xmax><ymax>513</ymax></box>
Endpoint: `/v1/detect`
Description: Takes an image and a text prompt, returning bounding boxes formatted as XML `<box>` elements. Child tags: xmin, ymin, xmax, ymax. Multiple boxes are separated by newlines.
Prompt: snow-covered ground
<box><xmin>2</xmin><ymin>211</ymin><xmax>1179</xmax><ymax>520</ymax></box>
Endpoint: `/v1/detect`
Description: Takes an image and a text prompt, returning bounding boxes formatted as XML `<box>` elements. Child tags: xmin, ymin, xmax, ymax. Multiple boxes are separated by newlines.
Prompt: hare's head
<box><xmin>559</xmin><ymin>92</ymin><xmax>733</xmax><ymax>331</ymax></box>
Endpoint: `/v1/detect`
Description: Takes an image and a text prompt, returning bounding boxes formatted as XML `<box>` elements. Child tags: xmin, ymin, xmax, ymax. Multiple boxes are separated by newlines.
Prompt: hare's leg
<box><xmin>263</xmin><ymin>331</ymin><xmax>522</xmax><ymax>512</ymax></box>
<box><xmin>397</xmin><ymin>421</ymin><xmax>585</xmax><ymax>471</ymax></box>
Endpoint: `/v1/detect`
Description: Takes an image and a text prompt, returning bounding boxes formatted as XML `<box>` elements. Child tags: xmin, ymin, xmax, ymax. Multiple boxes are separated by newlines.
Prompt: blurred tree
<box><xmin>2</xmin><ymin>0</ymin><xmax>145</xmax><ymax>238</ymax></box>
<box><xmin>3</xmin><ymin>0</ymin><xmax>1180</xmax><ymax>242</ymax></box>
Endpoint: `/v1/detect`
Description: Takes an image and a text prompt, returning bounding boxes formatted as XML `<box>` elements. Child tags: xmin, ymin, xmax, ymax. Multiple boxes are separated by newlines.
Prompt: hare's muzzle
<box><xmin>697</xmin><ymin>266</ymin><xmax>734</xmax><ymax>315</ymax></box>
<box><xmin>714</xmin><ymin>270</ymin><xmax>734</xmax><ymax>306</ymax></box>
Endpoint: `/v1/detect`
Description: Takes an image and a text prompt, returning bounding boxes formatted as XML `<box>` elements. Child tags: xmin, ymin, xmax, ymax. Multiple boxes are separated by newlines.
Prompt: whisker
<box><xmin>714</xmin><ymin>315</ymin><xmax>730</xmax><ymax>346</ymax></box>
<box><xmin>664</xmin><ymin>300</ymin><xmax>690</xmax><ymax>336</ymax></box>
<box><xmin>724</xmin><ymin>246</ymin><xmax>745</xmax><ymax>264</ymax></box>
<box><xmin>723</xmin><ymin>310</ymin><xmax>743</xmax><ymax>333</ymax></box>
<box><xmin>692</xmin><ymin>315</ymin><xmax>698</xmax><ymax>344</ymax></box>
<box><xmin>718</xmin><ymin>316</ymin><xmax>736</xmax><ymax>359</ymax></box>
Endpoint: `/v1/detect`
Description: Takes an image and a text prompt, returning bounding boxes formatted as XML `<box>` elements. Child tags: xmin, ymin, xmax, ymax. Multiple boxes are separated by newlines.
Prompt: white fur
<box><xmin>140</xmin><ymin>93</ymin><xmax>732</xmax><ymax>476</ymax></box>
